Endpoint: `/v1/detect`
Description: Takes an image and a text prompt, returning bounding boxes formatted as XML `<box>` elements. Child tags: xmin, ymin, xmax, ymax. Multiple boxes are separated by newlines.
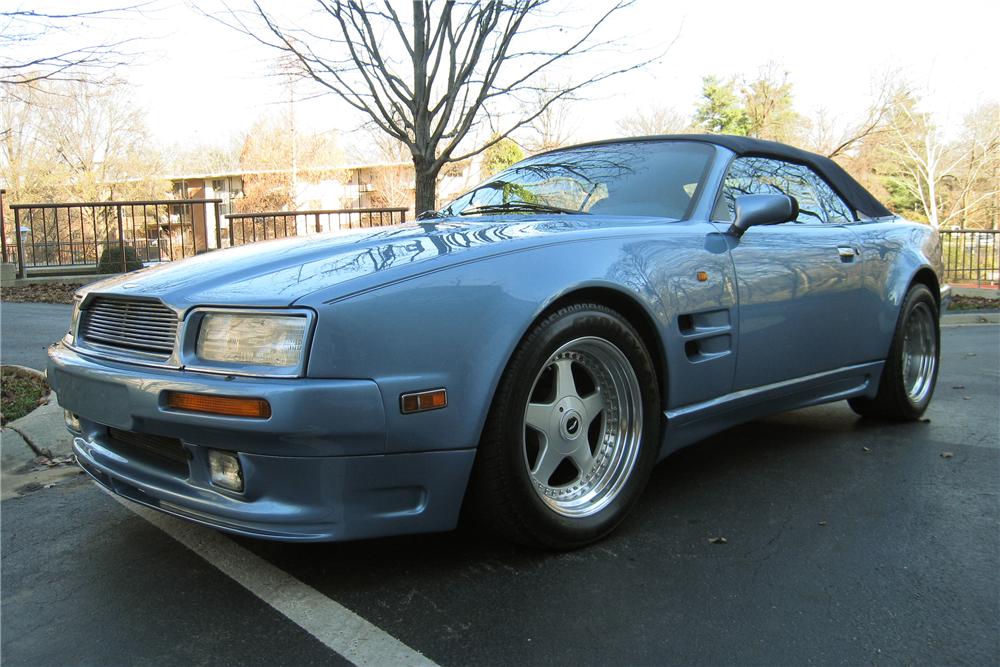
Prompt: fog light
<box><xmin>208</xmin><ymin>449</ymin><xmax>244</xmax><ymax>492</ymax></box>
<box><xmin>64</xmin><ymin>410</ymin><xmax>82</xmax><ymax>433</ymax></box>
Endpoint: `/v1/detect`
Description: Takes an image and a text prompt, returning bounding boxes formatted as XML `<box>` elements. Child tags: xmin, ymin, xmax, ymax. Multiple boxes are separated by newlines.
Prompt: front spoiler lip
<box><xmin>73</xmin><ymin>436</ymin><xmax>337</xmax><ymax>542</ymax></box>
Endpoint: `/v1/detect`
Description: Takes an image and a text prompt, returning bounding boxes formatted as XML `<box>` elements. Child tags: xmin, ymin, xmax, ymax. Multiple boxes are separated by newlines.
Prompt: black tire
<box><xmin>468</xmin><ymin>303</ymin><xmax>661</xmax><ymax>549</ymax></box>
<box><xmin>848</xmin><ymin>283</ymin><xmax>940</xmax><ymax>421</ymax></box>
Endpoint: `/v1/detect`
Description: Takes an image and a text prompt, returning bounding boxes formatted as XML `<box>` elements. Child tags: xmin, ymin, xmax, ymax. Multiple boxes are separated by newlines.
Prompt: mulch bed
<box><xmin>949</xmin><ymin>294</ymin><xmax>999</xmax><ymax>310</ymax></box>
<box><xmin>1</xmin><ymin>366</ymin><xmax>50</xmax><ymax>425</ymax></box>
<box><xmin>1</xmin><ymin>282</ymin><xmax>83</xmax><ymax>304</ymax></box>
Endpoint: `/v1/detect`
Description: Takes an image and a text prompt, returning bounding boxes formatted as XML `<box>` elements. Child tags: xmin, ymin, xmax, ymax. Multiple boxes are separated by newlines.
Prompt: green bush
<box><xmin>97</xmin><ymin>245</ymin><xmax>143</xmax><ymax>274</ymax></box>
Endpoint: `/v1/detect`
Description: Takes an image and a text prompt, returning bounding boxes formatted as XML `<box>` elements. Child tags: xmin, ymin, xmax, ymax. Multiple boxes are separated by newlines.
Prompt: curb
<box><xmin>1</xmin><ymin>364</ymin><xmax>73</xmax><ymax>470</ymax></box>
<box><xmin>941</xmin><ymin>312</ymin><xmax>1000</xmax><ymax>325</ymax></box>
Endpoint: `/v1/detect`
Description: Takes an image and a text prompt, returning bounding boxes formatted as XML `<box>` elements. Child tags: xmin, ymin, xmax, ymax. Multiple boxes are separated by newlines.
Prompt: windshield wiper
<box><xmin>459</xmin><ymin>201</ymin><xmax>587</xmax><ymax>216</ymax></box>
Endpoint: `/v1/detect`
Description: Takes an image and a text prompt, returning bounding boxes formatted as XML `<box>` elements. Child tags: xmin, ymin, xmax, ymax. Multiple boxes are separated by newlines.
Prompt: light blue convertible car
<box><xmin>48</xmin><ymin>135</ymin><xmax>946</xmax><ymax>548</ymax></box>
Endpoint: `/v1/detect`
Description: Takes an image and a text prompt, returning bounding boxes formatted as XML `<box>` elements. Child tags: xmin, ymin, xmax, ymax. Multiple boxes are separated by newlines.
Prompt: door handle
<box><xmin>837</xmin><ymin>246</ymin><xmax>856</xmax><ymax>260</ymax></box>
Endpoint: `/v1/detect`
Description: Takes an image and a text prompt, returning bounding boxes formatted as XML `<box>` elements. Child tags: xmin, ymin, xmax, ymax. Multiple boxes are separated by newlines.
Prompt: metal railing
<box><xmin>223</xmin><ymin>207</ymin><xmax>407</xmax><ymax>247</ymax></box>
<box><xmin>9</xmin><ymin>199</ymin><xmax>222</xmax><ymax>278</ymax></box>
<box><xmin>941</xmin><ymin>230</ymin><xmax>999</xmax><ymax>288</ymax></box>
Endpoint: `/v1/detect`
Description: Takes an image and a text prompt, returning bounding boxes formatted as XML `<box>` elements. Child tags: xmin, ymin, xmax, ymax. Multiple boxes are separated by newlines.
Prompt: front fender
<box><xmin>298</xmin><ymin>237</ymin><xmax>667</xmax><ymax>456</ymax></box>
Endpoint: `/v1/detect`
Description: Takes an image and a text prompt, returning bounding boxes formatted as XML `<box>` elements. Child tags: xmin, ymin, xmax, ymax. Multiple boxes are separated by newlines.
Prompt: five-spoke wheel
<box><xmin>522</xmin><ymin>338</ymin><xmax>642</xmax><ymax>518</ymax></box>
<box><xmin>469</xmin><ymin>303</ymin><xmax>659</xmax><ymax>549</ymax></box>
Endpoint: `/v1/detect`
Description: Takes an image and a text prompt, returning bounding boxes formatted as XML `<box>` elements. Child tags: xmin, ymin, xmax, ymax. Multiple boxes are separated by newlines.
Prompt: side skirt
<box><xmin>657</xmin><ymin>361</ymin><xmax>884</xmax><ymax>461</ymax></box>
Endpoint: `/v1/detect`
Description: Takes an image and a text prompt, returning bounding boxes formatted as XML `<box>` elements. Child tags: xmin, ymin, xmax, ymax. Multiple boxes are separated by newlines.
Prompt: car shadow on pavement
<box><xmin>239</xmin><ymin>401</ymin><xmax>903</xmax><ymax>577</ymax></box>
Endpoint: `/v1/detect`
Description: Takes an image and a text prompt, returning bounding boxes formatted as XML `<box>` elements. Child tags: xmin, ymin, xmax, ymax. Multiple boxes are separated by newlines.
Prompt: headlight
<box><xmin>195</xmin><ymin>312</ymin><xmax>309</xmax><ymax>369</ymax></box>
<box><xmin>66</xmin><ymin>294</ymin><xmax>83</xmax><ymax>344</ymax></box>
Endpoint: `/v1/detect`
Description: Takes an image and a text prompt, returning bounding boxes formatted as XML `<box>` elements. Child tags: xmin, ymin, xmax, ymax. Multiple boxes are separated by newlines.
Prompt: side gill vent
<box><xmin>678</xmin><ymin>309</ymin><xmax>732</xmax><ymax>363</ymax></box>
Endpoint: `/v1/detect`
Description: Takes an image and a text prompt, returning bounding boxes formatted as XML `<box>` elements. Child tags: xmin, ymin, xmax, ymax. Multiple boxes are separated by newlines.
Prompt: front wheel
<box><xmin>469</xmin><ymin>303</ymin><xmax>660</xmax><ymax>549</ymax></box>
<box><xmin>849</xmin><ymin>283</ymin><xmax>940</xmax><ymax>420</ymax></box>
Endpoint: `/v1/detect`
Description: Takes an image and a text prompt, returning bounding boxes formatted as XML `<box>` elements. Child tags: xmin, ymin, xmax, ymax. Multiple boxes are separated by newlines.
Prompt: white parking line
<box><xmin>112</xmin><ymin>497</ymin><xmax>439</xmax><ymax>667</ymax></box>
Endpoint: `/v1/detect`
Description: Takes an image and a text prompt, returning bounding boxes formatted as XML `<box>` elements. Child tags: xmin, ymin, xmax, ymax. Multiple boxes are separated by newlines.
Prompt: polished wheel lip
<box><xmin>901</xmin><ymin>301</ymin><xmax>937</xmax><ymax>404</ymax></box>
<box><xmin>522</xmin><ymin>336</ymin><xmax>643</xmax><ymax>518</ymax></box>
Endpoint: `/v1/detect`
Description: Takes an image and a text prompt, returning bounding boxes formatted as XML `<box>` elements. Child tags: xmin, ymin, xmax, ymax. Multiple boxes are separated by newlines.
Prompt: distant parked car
<box><xmin>48</xmin><ymin>135</ymin><xmax>947</xmax><ymax>549</ymax></box>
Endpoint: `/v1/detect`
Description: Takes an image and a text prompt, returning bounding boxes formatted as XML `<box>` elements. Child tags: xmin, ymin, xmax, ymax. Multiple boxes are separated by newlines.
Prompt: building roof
<box><xmin>541</xmin><ymin>134</ymin><xmax>892</xmax><ymax>218</ymax></box>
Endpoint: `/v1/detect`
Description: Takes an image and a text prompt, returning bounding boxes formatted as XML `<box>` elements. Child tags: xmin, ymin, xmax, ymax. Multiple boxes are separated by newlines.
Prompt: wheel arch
<box><xmin>909</xmin><ymin>266</ymin><xmax>941</xmax><ymax>306</ymax></box>
<box><xmin>530</xmin><ymin>285</ymin><xmax>669</xmax><ymax>410</ymax></box>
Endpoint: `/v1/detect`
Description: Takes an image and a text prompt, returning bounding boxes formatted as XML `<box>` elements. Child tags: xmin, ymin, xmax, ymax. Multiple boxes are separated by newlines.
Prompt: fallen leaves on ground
<box><xmin>940</xmin><ymin>452</ymin><xmax>954</xmax><ymax>459</ymax></box>
<box><xmin>1</xmin><ymin>281</ymin><xmax>83</xmax><ymax>304</ymax></box>
<box><xmin>708</xmin><ymin>536</ymin><xmax>728</xmax><ymax>544</ymax></box>
<box><xmin>948</xmin><ymin>295</ymin><xmax>999</xmax><ymax>311</ymax></box>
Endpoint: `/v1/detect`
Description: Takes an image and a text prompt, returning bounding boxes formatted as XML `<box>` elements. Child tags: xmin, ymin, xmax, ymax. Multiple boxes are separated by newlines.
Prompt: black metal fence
<box><xmin>941</xmin><ymin>230</ymin><xmax>999</xmax><ymax>288</ymax></box>
<box><xmin>9</xmin><ymin>199</ymin><xmax>990</xmax><ymax>287</ymax></box>
<box><xmin>6</xmin><ymin>199</ymin><xmax>222</xmax><ymax>278</ymax></box>
<box><xmin>223</xmin><ymin>207</ymin><xmax>408</xmax><ymax>247</ymax></box>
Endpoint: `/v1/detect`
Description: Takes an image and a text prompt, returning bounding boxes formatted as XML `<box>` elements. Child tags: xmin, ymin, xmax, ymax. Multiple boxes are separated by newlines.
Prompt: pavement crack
<box><xmin>3</xmin><ymin>425</ymin><xmax>44</xmax><ymax>456</ymax></box>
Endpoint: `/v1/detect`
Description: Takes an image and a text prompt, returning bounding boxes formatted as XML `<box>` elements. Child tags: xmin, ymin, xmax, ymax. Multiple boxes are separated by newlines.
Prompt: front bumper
<box><xmin>49</xmin><ymin>342</ymin><xmax>475</xmax><ymax>541</ymax></box>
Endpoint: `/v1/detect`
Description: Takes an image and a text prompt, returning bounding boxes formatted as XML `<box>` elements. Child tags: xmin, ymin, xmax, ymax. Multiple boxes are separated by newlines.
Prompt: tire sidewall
<box><xmin>497</xmin><ymin>305</ymin><xmax>660</xmax><ymax>547</ymax></box>
<box><xmin>890</xmin><ymin>284</ymin><xmax>940</xmax><ymax>417</ymax></box>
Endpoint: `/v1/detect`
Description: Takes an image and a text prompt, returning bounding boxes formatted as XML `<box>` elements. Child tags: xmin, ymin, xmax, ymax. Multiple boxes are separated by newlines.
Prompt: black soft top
<box><xmin>547</xmin><ymin>133</ymin><xmax>892</xmax><ymax>218</ymax></box>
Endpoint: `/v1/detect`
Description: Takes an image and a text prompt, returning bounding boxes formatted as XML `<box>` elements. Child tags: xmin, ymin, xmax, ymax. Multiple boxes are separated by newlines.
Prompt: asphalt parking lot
<box><xmin>2</xmin><ymin>303</ymin><xmax>997</xmax><ymax>666</ymax></box>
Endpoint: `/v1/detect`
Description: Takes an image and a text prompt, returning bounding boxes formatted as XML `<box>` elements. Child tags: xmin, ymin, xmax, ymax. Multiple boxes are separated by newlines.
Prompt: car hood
<box><xmin>80</xmin><ymin>217</ymin><xmax>659</xmax><ymax>309</ymax></box>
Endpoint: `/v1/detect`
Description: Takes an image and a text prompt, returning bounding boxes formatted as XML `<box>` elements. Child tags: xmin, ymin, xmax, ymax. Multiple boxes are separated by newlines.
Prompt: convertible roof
<box><xmin>546</xmin><ymin>134</ymin><xmax>892</xmax><ymax>218</ymax></box>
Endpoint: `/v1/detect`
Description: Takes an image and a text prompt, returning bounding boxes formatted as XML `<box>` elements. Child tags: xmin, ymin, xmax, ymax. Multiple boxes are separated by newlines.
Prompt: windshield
<box><xmin>439</xmin><ymin>140</ymin><xmax>714</xmax><ymax>219</ymax></box>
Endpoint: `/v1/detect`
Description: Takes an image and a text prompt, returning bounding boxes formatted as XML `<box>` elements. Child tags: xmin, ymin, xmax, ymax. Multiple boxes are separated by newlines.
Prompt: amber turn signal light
<box><xmin>400</xmin><ymin>388</ymin><xmax>447</xmax><ymax>414</ymax></box>
<box><xmin>165</xmin><ymin>391</ymin><xmax>271</xmax><ymax>419</ymax></box>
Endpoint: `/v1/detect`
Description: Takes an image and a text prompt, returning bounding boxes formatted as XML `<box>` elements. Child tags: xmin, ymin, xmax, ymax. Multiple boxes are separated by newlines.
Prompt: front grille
<box><xmin>107</xmin><ymin>427</ymin><xmax>190</xmax><ymax>473</ymax></box>
<box><xmin>81</xmin><ymin>297</ymin><xmax>178</xmax><ymax>359</ymax></box>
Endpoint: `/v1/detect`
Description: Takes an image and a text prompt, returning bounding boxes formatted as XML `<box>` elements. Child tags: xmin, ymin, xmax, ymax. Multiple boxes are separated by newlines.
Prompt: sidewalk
<box><xmin>1</xmin><ymin>382</ymin><xmax>77</xmax><ymax>499</ymax></box>
<box><xmin>942</xmin><ymin>310</ymin><xmax>1000</xmax><ymax>324</ymax></box>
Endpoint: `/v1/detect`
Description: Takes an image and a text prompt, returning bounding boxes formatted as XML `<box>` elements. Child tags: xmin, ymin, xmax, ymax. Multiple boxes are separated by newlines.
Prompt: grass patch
<box><xmin>1</xmin><ymin>367</ymin><xmax>49</xmax><ymax>425</ymax></box>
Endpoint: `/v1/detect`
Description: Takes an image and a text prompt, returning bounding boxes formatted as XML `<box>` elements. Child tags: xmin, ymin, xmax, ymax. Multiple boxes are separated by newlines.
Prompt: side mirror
<box><xmin>728</xmin><ymin>194</ymin><xmax>799</xmax><ymax>237</ymax></box>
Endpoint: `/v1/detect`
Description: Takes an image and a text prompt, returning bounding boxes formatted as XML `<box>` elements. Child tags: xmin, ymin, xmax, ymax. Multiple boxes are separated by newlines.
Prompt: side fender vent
<box><xmin>678</xmin><ymin>309</ymin><xmax>733</xmax><ymax>363</ymax></box>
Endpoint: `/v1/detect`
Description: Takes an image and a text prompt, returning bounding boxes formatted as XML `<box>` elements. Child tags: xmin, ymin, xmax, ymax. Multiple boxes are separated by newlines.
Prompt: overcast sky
<box><xmin>14</xmin><ymin>0</ymin><xmax>1000</xmax><ymax>150</ymax></box>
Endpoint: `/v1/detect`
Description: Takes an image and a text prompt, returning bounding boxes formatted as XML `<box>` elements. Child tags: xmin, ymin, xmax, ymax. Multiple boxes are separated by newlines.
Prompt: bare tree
<box><xmin>617</xmin><ymin>105</ymin><xmax>687</xmax><ymax>137</ymax></box>
<box><xmin>0</xmin><ymin>4</ymin><xmax>147</xmax><ymax>87</ymax></box>
<box><xmin>523</xmin><ymin>77</ymin><xmax>576</xmax><ymax>153</ymax></box>
<box><xmin>887</xmin><ymin>100</ymin><xmax>1000</xmax><ymax>229</ymax></box>
<box><xmin>214</xmin><ymin>0</ymin><xmax>656</xmax><ymax>212</ymax></box>
<box><xmin>2</xmin><ymin>78</ymin><xmax>163</xmax><ymax>202</ymax></box>
<box><xmin>819</xmin><ymin>72</ymin><xmax>909</xmax><ymax>159</ymax></box>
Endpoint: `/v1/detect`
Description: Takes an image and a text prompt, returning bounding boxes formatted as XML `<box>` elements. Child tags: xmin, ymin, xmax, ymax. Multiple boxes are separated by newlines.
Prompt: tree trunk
<box><xmin>413</xmin><ymin>156</ymin><xmax>439</xmax><ymax>214</ymax></box>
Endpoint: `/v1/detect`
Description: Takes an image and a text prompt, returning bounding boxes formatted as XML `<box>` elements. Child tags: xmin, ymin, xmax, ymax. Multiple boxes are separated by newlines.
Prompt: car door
<box><xmin>713</xmin><ymin>157</ymin><xmax>864</xmax><ymax>390</ymax></box>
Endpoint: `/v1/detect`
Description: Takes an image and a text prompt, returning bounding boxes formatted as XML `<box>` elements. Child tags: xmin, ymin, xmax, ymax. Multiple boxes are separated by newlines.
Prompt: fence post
<box><xmin>116</xmin><ymin>204</ymin><xmax>126</xmax><ymax>272</ymax></box>
<box><xmin>401</xmin><ymin>208</ymin><xmax>406</xmax><ymax>223</ymax></box>
<box><xmin>213</xmin><ymin>199</ymin><xmax>222</xmax><ymax>250</ymax></box>
<box><xmin>14</xmin><ymin>208</ymin><xmax>26</xmax><ymax>279</ymax></box>
<box><xmin>314</xmin><ymin>213</ymin><xmax>322</xmax><ymax>234</ymax></box>
<box><xmin>0</xmin><ymin>188</ymin><xmax>7</xmax><ymax>264</ymax></box>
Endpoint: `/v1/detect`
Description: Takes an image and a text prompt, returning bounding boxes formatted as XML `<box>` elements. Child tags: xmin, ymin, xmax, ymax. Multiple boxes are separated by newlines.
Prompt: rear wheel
<box><xmin>469</xmin><ymin>303</ymin><xmax>660</xmax><ymax>549</ymax></box>
<box><xmin>849</xmin><ymin>283</ymin><xmax>939</xmax><ymax>420</ymax></box>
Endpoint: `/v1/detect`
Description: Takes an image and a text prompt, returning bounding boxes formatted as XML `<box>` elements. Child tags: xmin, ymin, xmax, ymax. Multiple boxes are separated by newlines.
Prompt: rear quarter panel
<box><xmin>851</xmin><ymin>218</ymin><xmax>942</xmax><ymax>360</ymax></box>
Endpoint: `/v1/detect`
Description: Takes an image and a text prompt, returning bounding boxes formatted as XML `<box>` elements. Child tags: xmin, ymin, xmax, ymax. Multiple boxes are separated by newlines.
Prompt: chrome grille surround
<box><xmin>79</xmin><ymin>297</ymin><xmax>179</xmax><ymax>361</ymax></box>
